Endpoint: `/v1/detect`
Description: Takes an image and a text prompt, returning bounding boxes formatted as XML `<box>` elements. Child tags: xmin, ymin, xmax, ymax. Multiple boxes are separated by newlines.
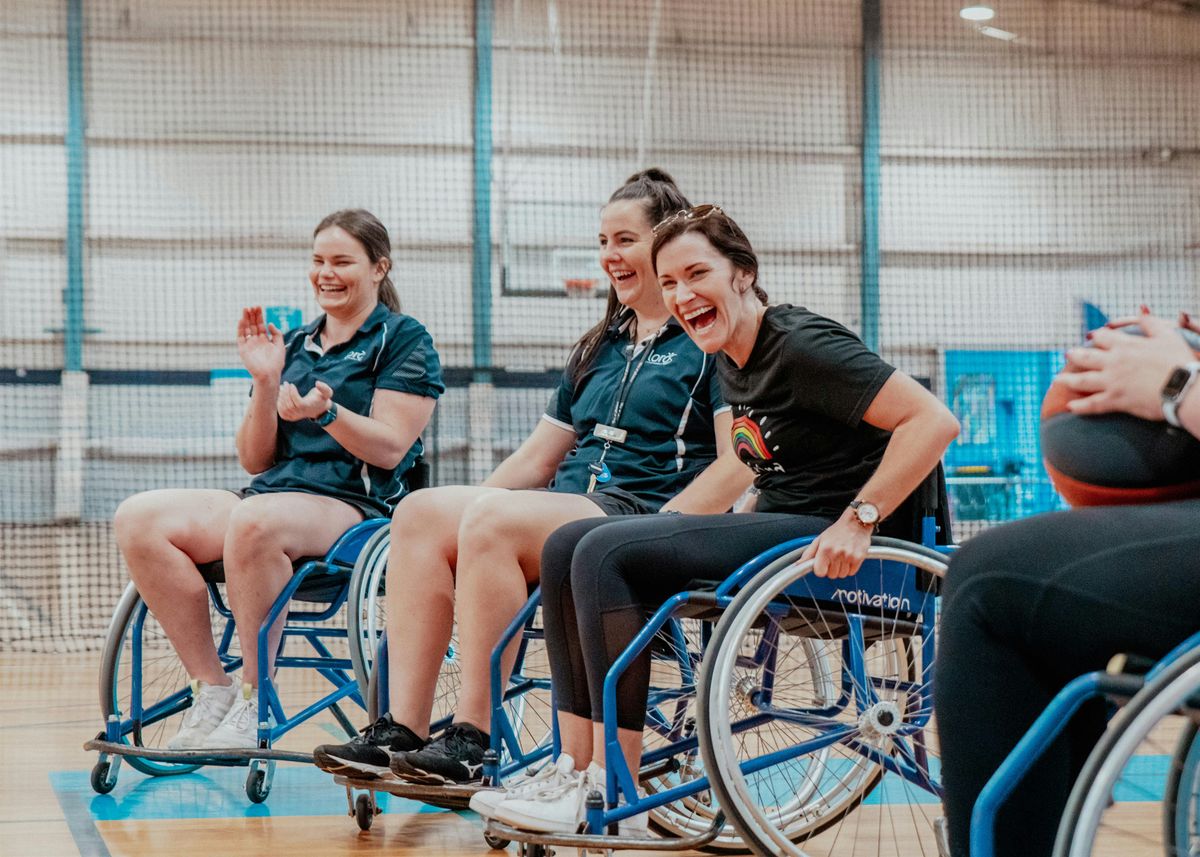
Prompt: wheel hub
<box><xmin>858</xmin><ymin>700</ymin><xmax>902</xmax><ymax>740</ymax></box>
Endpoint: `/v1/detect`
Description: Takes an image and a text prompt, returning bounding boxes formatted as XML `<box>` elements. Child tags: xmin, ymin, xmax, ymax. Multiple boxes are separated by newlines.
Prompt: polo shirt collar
<box><xmin>302</xmin><ymin>302</ymin><xmax>391</xmax><ymax>353</ymax></box>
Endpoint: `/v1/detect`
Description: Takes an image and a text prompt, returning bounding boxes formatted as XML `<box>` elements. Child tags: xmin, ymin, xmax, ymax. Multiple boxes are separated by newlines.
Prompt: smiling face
<box><xmin>656</xmin><ymin>230</ymin><xmax>759</xmax><ymax>357</ymax></box>
<box><xmin>598</xmin><ymin>199</ymin><xmax>664</xmax><ymax>316</ymax></box>
<box><xmin>309</xmin><ymin>225</ymin><xmax>387</xmax><ymax>318</ymax></box>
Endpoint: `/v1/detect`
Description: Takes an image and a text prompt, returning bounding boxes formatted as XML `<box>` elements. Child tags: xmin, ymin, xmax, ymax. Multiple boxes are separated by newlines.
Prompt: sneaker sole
<box><xmin>313</xmin><ymin>750</ymin><xmax>394</xmax><ymax>781</ymax></box>
<box><xmin>467</xmin><ymin>790</ymin><xmax>505</xmax><ymax>817</ymax></box>
<box><xmin>389</xmin><ymin>756</ymin><xmax>479</xmax><ymax>786</ymax></box>
<box><xmin>491</xmin><ymin>803</ymin><xmax>580</xmax><ymax>834</ymax></box>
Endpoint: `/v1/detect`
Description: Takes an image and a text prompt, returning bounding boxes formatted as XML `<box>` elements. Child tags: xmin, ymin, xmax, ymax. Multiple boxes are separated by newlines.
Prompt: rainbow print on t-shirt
<box><xmin>731</xmin><ymin>413</ymin><xmax>773</xmax><ymax>461</ymax></box>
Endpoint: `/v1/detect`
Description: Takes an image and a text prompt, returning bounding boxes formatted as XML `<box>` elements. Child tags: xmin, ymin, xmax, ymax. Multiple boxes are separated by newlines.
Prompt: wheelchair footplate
<box><xmin>483</xmin><ymin>809</ymin><xmax>726</xmax><ymax>854</ymax></box>
<box><xmin>333</xmin><ymin>774</ymin><xmax>485</xmax><ymax>830</ymax></box>
<box><xmin>84</xmin><ymin>737</ymin><xmax>314</xmax><ymax>766</ymax></box>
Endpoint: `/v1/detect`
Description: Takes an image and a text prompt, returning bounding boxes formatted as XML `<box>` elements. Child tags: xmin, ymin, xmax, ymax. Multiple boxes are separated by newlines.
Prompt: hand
<box><xmin>277</xmin><ymin>380</ymin><xmax>334</xmax><ymax>422</ymax></box>
<box><xmin>237</xmin><ymin>307</ymin><xmax>285</xmax><ymax>382</ymax></box>
<box><xmin>1060</xmin><ymin>309</ymin><xmax>1198</xmax><ymax>421</ymax></box>
<box><xmin>799</xmin><ymin>510</ymin><xmax>873</xmax><ymax>579</ymax></box>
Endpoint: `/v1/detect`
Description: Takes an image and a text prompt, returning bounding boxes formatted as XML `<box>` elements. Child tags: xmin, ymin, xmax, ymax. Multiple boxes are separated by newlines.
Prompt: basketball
<box><xmin>1040</xmin><ymin>327</ymin><xmax>1200</xmax><ymax>506</ymax></box>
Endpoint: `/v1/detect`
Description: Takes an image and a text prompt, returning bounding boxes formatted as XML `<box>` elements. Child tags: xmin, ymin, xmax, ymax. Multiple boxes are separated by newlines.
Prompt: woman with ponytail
<box><xmin>114</xmin><ymin>209</ymin><xmax>444</xmax><ymax>749</ymax></box>
<box><xmin>484</xmin><ymin>205</ymin><xmax>960</xmax><ymax>834</ymax></box>
<box><xmin>313</xmin><ymin>171</ymin><xmax>753</xmax><ymax>785</ymax></box>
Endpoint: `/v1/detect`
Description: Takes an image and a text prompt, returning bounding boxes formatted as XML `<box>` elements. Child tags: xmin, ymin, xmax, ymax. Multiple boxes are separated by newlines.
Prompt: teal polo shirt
<box><xmin>247</xmin><ymin>303</ymin><xmax>444</xmax><ymax>517</ymax></box>
<box><xmin>544</xmin><ymin>318</ymin><xmax>727</xmax><ymax>510</ymax></box>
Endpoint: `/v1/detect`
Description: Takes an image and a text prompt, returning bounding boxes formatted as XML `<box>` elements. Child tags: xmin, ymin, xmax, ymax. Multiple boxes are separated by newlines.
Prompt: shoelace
<box><xmin>508</xmin><ymin>762</ymin><xmax>576</xmax><ymax>798</ymax></box>
<box><xmin>223</xmin><ymin>696</ymin><xmax>257</xmax><ymax>731</ymax></box>
<box><xmin>359</xmin><ymin>715</ymin><xmax>392</xmax><ymax>743</ymax></box>
<box><xmin>436</xmin><ymin>725</ymin><xmax>478</xmax><ymax>756</ymax></box>
<box><xmin>182</xmin><ymin>683</ymin><xmax>228</xmax><ymax>727</ymax></box>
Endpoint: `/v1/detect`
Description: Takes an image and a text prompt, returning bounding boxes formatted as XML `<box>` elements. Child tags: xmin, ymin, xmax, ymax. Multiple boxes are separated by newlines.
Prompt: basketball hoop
<box><xmin>563</xmin><ymin>278</ymin><xmax>598</xmax><ymax>298</ymax></box>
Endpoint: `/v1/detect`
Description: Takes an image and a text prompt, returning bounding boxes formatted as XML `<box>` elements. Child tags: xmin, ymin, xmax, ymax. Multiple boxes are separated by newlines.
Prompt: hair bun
<box><xmin>625</xmin><ymin>167</ymin><xmax>677</xmax><ymax>187</ymax></box>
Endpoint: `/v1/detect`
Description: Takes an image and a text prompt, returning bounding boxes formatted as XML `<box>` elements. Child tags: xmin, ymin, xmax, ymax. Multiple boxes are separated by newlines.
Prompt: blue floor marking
<box><xmin>50</xmin><ymin>766</ymin><xmax>449</xmax><ymax>822</ymax></box>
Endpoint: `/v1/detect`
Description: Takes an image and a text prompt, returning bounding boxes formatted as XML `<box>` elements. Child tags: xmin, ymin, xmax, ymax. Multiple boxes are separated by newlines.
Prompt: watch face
<box><xmin>1163</xmin><ymin>367</ymin><xmax>1192</xmax><ymax>399</ymax></box>
<box><xmin>856</xmin><ymin>502</ymin><xmax>880</xmax><ymax>525</ymax></box>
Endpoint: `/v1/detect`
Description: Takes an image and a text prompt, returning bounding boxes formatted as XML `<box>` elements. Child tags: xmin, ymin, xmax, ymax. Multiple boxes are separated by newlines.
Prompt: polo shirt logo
<box><xmin>346</xmin><ymin>350</ymin><xmax>368</xmax><ymax>362</ymax></box>
<box><xmin>646</xmin><ymin>352</ymin><xmax>676</xmax><ymax>366</ymax></box>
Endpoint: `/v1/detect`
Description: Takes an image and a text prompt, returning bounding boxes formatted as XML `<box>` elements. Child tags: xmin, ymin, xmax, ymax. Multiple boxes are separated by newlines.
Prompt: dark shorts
<box><xmin>228</xmin><ymin>487</ymin><xmax>375</xmax><ymax>521</ymax></box>
<box><xmin>579</xmin><ymin>486</ymin><xmax>657</xmax><ymax>517</ymax></box>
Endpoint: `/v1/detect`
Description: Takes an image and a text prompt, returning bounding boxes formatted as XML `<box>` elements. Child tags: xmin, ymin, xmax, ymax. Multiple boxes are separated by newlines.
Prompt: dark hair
<box><xmin>313</xmin><ymin>209</ymin><xmax>401</xmax><ymax>313</ymax></box>
<box><xmin>650</xmin><ymin>207</ymin><xmax>769</xmax><ymax>306</ymax></box>
<box><xmin>568</xmin><ymin>169</ymin><xmax>692</xmax><ymax>382</ymax></box>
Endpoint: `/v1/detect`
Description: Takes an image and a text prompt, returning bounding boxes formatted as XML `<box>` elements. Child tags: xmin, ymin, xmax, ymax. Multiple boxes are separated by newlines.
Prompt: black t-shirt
<box><xmin>719</xmin><ymin>304</ymin><xmax>898</xmax><ymax>521</ymax></box>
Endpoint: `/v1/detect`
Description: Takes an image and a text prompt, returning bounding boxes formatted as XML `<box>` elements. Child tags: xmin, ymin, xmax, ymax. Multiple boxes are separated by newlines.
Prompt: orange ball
<box><xmin>1040</xmin><ymin>332</ymin><xmax>1200</xmax><ymax>507</ymax></box>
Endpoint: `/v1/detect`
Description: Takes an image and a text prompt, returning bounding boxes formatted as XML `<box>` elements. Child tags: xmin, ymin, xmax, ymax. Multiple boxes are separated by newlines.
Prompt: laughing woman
<box><xmin>312</xmin><ymin>172</ymin><xmax>753</xmax><ymax>785</ymax></box>
<box><xmin>482</xmin><ymin>205</ymin><xmax>959</xmax><ymax>833</ymax></box>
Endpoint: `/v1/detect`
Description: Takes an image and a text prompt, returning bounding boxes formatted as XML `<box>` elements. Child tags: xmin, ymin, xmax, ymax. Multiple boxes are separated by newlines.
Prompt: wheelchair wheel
<box><xmin>1053</xmin><ymin>647</ymin><xmax>1200</xmax><ymax>857</ymax></box>
<box><xmin>99</xmin><ymin>581</ymin><xmax>237</xmax><ymax>776</ymax></box>
<box><xmin>698</xmin><ymin>542</ymin><xmax>947</xmax><ymax>856</ymax></box>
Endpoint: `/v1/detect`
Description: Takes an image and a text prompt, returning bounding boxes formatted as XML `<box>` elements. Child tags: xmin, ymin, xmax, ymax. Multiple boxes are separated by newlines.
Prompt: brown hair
<box><xmin>313</xmin><ymin>209</ymin><xmax>401</xmax><ymax>313</ymax></box>
<box><xmin>650</xmin><ymin>207</ymin><xmax>768</xmax><ymax>306</ymax></box>
<box><xmin>568</xmin><ymin>169</ymin><xmax>692</xmax><ymax>382</ymax></box>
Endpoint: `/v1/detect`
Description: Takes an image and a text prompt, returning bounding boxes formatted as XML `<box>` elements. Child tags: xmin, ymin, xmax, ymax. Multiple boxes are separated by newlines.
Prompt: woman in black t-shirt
<box><xmin>481</xmin><ymin>205</ymin><xmax>960</xmax><ymax>833</ymax></box>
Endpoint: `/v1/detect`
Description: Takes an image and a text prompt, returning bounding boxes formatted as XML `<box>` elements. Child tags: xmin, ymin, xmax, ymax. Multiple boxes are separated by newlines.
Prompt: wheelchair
<box><xmin>85</xmin><ymin>514</ymin><xmax>393</xmax><ymax>803</ymax></box>
<box><xmin>481</xmin><ymin>478</ymin><xmax>954</xmax><ymax>855</ymax></box>
<box><xmin>970</xmin><ymin>628</ymin><xmax>1200</xmax><ymax>857</ymax></box>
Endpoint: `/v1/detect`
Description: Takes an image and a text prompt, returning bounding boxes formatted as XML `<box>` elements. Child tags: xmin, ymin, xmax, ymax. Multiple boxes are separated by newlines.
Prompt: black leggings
<box><xmin>934</xmin><ymin>499</ymin><xmax>1200</xmax><ymax>857</ymax></box>
<box><xmin>540</xmin><ymin>513</ymin><xmax>831</xmax><ymax>731</ymax></box>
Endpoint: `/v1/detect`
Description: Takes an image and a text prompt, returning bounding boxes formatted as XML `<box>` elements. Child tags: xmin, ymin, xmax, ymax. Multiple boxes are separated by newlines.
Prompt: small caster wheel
<box><xmin>354</xmin><ymin>793</ymin><xmax>375</xmax><ymax>831</ymax></box>
<box><xmin>245</xmin><ymin>767</ymin><xmax>270</xmax><ymax>803</ymax></box>
<box><xmin>483</xmin><ymin>831</ymin><xmax>511</xmax><ymax>850</ymax></box>
<box><xmin>90</xmin><ymin>761</ymin><xmax>116</xmax><ymax>795</ymax></box>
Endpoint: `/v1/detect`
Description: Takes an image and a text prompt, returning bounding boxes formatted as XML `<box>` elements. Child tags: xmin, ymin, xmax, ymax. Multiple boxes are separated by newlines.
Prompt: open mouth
<box><xmin>319</xmin><ymin>284</ymin><xmax>347</xmax><ymax>295</ymax></box>
<box><xmin>610</xmin><ymin>270</ymin><xmax>636</xmax><ymax>286</ymax></box>
<box><xmin>683</xmin><ymin>305</ymin><xmax>718</xmax><ymax>334</ymax></box>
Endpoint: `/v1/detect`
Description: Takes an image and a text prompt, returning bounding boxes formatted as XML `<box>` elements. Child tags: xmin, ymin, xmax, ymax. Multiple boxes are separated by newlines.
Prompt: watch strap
<box><xmin>1162</xmin><ymin>361</ymin><xmax>1200</xmax><ymax>428</ymax></box>
<box><xmin>314</xmin><ymin>402</ymin><xmax>339</xmax><ymax>427</ymax></box>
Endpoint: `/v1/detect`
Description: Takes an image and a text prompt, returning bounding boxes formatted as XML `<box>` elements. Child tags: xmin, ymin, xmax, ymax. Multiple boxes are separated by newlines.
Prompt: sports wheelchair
<box><xmin>84</xmin><ymin>516</ymin><xmax>390</xmax><ymax>802</ymax></box>
<box><xmin>970</xmin><ymin>628</ymin><xmax>1200</xmax><ymax>857</ymax></box>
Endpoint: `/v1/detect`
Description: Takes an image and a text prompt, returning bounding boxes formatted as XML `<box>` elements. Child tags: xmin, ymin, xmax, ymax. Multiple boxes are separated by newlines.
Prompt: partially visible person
<box><xmin>312</xmin><ymin>171</ymin><xmax>753</xmax><ymax>785</ymax></box>
<box><xmin>114</xmin><ymin>209</ymin><xmax>443</xmax><ymax>749</ymax></box>
<box><xmin>935</xmin><ymin>309</ymin><xmax>1200</xmax><ymax>857</ymax></box>
<box><xmin>482</xmin><ymin>204</ymin><xmax>958</xmax><ymax>833</ymax></box>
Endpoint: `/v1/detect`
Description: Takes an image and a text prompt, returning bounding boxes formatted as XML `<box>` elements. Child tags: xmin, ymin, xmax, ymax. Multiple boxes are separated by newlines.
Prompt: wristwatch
<box><xmin>313</xmin><ymin>402</ymin><xmax>339</xmax><ymax>428</ymax></box>
<box><xmin>1161</xmin><ymin>361</ymin><xmax>1200</xmax><ymax>428</ymax></box>
<box><xmin>848</xmin><ymin>499</ymin><xmax>881</xmax><ymax>529</ymax></box>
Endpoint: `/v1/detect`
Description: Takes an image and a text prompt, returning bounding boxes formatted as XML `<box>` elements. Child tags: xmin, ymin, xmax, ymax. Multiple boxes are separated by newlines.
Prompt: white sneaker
<box><xmin>494</xmin><ymin>761</ymin><xmax>602</xmax><ymax>833</ymax></box>
<box><xmin>167</xmin><ymin>679</ymin><xmax>239</xmax><ymax>750</ymax></box>
<box><xmin>201</xmin><ymin>684</ymin><xmax>268</xmax><ymax>749</ymax></box>
<box><xmin>470</xmin><ymin>753</ymin><xmax>578</xmax><ymax>819</ymax></box>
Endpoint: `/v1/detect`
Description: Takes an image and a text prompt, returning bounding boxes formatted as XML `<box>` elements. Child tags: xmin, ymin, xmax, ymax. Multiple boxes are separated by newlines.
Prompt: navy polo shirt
<box><xmin>247</xmin><ymin>303</ymin><xmax>444</xmax><ymax>517</ymax></box>
<box><xmin>544</xmin><ymin>318</ymin><xmax>727</xmax><ymax>510</ymax></box>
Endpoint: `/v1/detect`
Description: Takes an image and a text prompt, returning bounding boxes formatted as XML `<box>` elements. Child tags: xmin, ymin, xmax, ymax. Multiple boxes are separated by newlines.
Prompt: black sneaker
<box><xmin>390</xmin><ymin>722</ymin><xmax>489</xmax><ymax>785</ymax></box>
<box><xmin>313</xmin><ymin>713</ymin><xmax>425</xmax><ymax>780</ymax></box>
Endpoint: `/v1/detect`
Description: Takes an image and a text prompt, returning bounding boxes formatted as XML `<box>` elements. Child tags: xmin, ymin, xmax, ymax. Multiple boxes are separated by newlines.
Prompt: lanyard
<box><xmin>607</xmin><ymin>329</ymin><xmax>659</xmax><ymax>428</ymax></box>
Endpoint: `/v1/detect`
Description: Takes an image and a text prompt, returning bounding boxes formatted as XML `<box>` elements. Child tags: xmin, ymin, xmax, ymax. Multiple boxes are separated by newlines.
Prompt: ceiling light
<box><xmin>979</xmin><ymin>25</ymin><xmax>1018</xmax><ymax>40</ymax></box>
<box><xmin>960</xmin><ymin>5</ymin><xmax>996</xmax><ymax>21</ymax></box>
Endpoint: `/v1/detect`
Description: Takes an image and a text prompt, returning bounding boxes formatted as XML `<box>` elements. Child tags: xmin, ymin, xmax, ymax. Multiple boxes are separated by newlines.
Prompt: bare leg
<box><xmin>222</xmin><ymin>492</ymin><xmax>363</xmax><ymax>685</ymax></box>
<box><xmin>557</xmin><ymin>711</ymin><xmax>593</xmax><ymax>767</ymax></box>
<box><xmin>452</xmin><ymin>491</ymin><xmax>606</xmax><ymax>731</ymax></box>
<box><xmin>385</xmin><ymin>486</ymin><xmax>505</xmax><ymax>736</ymax></box>
<box><xmin>113</xmin><ymin>489</ymin><xmax>241</xmax><ymax>685</ymax></box>
<box><xmin>591</xmin><ymin>721</ymin><xmax>642</xmax><ymax>780</ymax></box>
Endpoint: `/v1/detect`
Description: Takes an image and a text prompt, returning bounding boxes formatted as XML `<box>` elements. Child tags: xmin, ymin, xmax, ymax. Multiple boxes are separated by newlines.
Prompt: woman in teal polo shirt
<box><xmin>313</xmin><ymin>170</ymin><xmax>754</xmax><ymax>784</ymax></box>
<box><xmin>113</xmin><ymin>209</ymin><xmax>444</xmax><ymax>750</ymax></box>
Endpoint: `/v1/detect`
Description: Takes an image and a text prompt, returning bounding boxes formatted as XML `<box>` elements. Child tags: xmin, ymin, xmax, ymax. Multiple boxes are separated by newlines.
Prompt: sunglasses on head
<box><xmin>652</xmin><ymin>203</ymin><xmax>724</xmax><ymax>235</ymax></box>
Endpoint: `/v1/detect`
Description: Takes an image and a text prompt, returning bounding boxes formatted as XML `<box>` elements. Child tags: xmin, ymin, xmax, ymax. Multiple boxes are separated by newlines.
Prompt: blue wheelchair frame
<box><xmin>473</xmin><ymin>526</ymin><xmax>950</xmax><ymax>850</ymax></box>
<box><xmin>88</xmin><ymin>517</ymin><xmax>389</xmax><ymax>798</ymax></box>
<box><xmin>969</xmin><ymin>628</ymin><xmax>1200</xmax><ymax>857</ymax></box>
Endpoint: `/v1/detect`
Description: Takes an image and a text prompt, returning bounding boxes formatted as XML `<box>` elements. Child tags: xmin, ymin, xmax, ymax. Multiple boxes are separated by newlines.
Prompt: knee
<box><xmin>390</xmin><ymin>488</ymin><xmax>450</xmax><ymax>542</ymax></box>
<box><xmin>567</xmin><ymin>529</ymin><xmax>628</xmax><ymax>612</ymax></box>
<box><xmin>113</xmin><ymin>493</ymin><xmax>155</xmax><ymax>549</ymax></box>
<box><xmin>224</xmin><ymin>501</ymin><xmax>279</xmax><ymax>559</ymax></box>
<box><xmin>456</xmin><ymin>494</ymin><xmax>521</xmax><ymax>559</ymax></box>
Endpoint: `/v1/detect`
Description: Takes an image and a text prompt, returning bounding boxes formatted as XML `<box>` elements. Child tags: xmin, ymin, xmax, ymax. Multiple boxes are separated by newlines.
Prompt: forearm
<box><xmin>857</xmin><ymin>411</ymin><xmax>959</xmax><ymax>520</ymax></box>
<box><xmin>661</xmin><ymin>451</ymin><xmax>755</xmax><ymax>514</ymax></box>
<box><xmin>322</xmin><ymin>406</ymin><xmax>422</xmax><ymax>470</ymax></box>
<box><xmin>236</xmin><ymin>380</ymin><xmax>280</xmax><ymax>474</ymax></box>
<box><xmin>483</xmin><ymin>445</ymin><xmax>559</xmax><ymax>489</ymax></box>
